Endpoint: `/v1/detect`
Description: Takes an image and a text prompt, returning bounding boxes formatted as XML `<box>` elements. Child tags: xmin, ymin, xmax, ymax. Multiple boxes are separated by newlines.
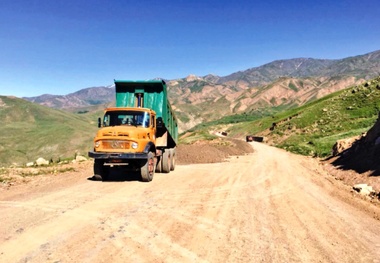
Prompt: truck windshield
<box><xmin>103</xmin><ymin>111</ymin><xmax>150</xmax><ymax>128</ymax></box>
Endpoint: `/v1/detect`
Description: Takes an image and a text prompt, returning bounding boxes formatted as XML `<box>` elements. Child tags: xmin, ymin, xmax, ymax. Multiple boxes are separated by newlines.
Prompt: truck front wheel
<box><xmin>141</xmin><ymin>152</ymin><xmax>155</xmax><ymax>182</ymax></box>
<box><xmin>94</xmin><ymin>159</ymin><xmax>109</xmax><ymax>181</ymax></box>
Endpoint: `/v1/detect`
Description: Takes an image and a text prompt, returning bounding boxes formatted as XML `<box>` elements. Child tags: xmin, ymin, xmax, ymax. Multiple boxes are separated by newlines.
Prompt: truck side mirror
<box><xmin>98</xmin><ymin>117</ymin><xmax>101</xmax><ymax>128</ymax></box>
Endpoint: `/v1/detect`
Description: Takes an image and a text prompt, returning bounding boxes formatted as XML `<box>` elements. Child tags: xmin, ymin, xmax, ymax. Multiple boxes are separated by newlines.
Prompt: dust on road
<box><xmin>1</xmin><ymin>142</ymin><xmax>380</xmax><ymax>262</ymax></box>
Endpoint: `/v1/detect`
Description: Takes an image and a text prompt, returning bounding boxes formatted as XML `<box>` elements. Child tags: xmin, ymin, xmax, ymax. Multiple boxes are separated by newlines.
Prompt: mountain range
<box><xmin>24</xmin><ymin>50</ymin><xmax>380</xmax><ymax>132</ymax></box>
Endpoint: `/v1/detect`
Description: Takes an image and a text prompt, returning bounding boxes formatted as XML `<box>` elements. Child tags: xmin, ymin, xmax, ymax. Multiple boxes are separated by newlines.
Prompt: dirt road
<box><xmin>1</xmin><ymin>142</ymin><xmax>380</xmax><ymax>262</ymax></box>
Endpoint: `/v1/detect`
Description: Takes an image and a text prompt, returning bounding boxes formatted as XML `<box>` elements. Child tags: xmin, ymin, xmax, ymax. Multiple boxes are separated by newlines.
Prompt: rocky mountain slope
<box><xmin>169</xmin><ymin>75</ymin><xmax>361</xmax><ymax>131</ymax></box>
<box><xmin>23</xmin><ymin>50</ymin><xmax>380</xmax><ymax>132</ymax></box>
<box><xmin>218</xmin><ymin>50</ymin><xmax>380</xmax><ymax>86</ymax></box>
<box><xmin>26</xmin><ymin>86</ymin><xmax>115</xmax><ymax>109</ymax></box>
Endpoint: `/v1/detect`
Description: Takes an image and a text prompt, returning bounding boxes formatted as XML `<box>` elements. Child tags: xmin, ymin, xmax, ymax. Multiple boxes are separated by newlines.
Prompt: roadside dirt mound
<box><xmin>177</xmin><ymin>137</ymin><xmax>253</xmax><ymax>165</ymax></box>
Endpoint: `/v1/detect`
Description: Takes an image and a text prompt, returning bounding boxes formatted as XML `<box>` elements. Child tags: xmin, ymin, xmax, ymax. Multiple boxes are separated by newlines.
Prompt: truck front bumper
<box><xmin>88</xmin><ymin>151</ymin><xmax>148</xmax><ymax>160</ymax></box>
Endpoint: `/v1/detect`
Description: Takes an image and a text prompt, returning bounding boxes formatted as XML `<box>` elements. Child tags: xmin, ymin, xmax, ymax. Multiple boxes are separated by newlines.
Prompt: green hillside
<box><xmin>232</xmin><ymin>77</ymin><xmax>380</xmax><ymax>156</ymax></box>
<box><xmin>183</xmin><ymin>76</ymin><xmax>380</xmax><ymax>157</ymax></box>
<box><xmin>0</xmin><ymin>96</ymin><xmax>98</xmax><ymax>166</ymax></box>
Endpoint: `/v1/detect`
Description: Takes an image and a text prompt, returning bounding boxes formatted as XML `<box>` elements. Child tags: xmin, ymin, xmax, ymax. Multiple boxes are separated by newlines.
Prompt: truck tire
<box><xmin>155</xmin><ymin>156</ymin><xmax>163</xmax><ymax>173</ymax></box>
<box><xmin>170</xmin><ymin>148</ymin><xmax>176</xmax><ymax>171</ymax></box>
<box><xmin>141</xmin><ymin>152</ymin><xmax>155</xmax><ymax>182</ymax></box>
<box><xmin>94</xmin><ymin>159</ymin><xmax>109</xmax><ymax>181</ymax></box>
<box><xmin>162</xmin><ymin>149</ymin><xmax>171</xmax><ymax>173</ymax></box>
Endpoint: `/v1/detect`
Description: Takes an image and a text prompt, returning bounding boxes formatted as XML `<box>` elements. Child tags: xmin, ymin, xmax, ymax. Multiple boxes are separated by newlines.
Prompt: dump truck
<box><xmin>88</xmin><ymin>79</ymin><xmax>178</xmax><ymax>182</ymax></box>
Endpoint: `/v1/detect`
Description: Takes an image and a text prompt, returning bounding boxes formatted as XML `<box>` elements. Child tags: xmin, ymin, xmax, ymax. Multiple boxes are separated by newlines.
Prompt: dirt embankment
<box><xmin>324</xmin><ymin>111</ymin><xmax>380</xmax><ymax>195</ymax></box>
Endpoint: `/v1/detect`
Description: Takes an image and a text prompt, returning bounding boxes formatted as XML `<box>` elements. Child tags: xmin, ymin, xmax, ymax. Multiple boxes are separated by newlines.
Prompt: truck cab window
<box><xmin>142</xmin><ymin>112</ymin><xmax>150</xmax><ymax>128</ymax></box>
<box><xmin>104</xmin><ymin>111</ymin><xmax>150</xmax><ymax>127</ymax></box>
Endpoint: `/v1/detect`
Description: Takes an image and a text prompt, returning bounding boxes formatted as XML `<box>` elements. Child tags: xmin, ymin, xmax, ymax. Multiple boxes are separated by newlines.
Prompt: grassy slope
<box><xmin>0</xmin><ymin>96</ymin><xmax>98</xmax><ymax>166</ymax></box>
<box><xmin>232</xmin><ymin>77</ymin><xmax>380</xmax><ymax>156</ymax></box>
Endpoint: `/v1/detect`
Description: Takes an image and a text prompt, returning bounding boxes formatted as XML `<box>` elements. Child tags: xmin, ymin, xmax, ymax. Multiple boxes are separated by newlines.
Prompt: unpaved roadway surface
<box><xmin>1</xmin><ymin>142</ymin><xmax>380</xmax><ymax>262</ymax></box>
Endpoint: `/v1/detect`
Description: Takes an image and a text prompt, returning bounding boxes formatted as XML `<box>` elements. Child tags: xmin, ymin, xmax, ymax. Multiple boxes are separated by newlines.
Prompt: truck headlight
<box><xmin>131</xmin><ymin>142</ymin><xmax>138</xmax><ymax>149</ymax></box>
<box><xmin>95</xmin><ymin>141</ymin><xmax>100</xmax><ymax>148</ymax></box>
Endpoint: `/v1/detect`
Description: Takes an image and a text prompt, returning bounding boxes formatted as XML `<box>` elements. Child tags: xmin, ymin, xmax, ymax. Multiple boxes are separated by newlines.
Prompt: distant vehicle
<box><xmin>246</xmin><ymin>135</ymin><xmax>264</xmax><ymax>142</ymax></box>
<box><xmin>88</xmin><ymin>80</ymin><xmax>178</xmax><ymax>182</ymax></box>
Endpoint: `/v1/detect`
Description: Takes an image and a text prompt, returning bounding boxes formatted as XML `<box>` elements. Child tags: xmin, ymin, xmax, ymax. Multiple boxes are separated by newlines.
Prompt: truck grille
<box><xmin>102</xmin><ymin>131</ymin><xmax>129</xmax><ymax>137</ymax></box>
<box><xmin>102</xmin><ymin>140</ymin><xmax>130</xmax><ymax>149</ymax></box>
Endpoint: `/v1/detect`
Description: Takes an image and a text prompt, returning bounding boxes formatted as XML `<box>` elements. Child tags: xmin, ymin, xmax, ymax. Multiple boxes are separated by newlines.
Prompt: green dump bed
<box><xmin>114</xmin><ymin>79</ymin><xmax>178</xmax><ymax>145</ymax></box>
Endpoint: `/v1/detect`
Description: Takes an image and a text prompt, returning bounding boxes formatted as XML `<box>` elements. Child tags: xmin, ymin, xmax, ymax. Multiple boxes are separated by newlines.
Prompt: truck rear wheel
<box><xmin>141</xmin><ymin>152</ymin><xmax>155</xmax><ymax>182</ymax></box>
<box><xmin>155</xmin><ymin>156</ymin><xmax>163</xmax><ymax>173</ymax></box>
<box><xmin>170</xmin><ymin>148</ymin><xmax>176</xmax><ymax>171</ymax></box>
<box><xmin>162</xmin><ymin>149</ymin><xmax>171</xmax><ymax>173</ymax></box>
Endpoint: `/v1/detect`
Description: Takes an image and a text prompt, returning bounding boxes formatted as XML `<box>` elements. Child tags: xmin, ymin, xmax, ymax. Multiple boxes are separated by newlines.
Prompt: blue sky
<box><xmin>0</xmin><ymin>0</ymin><xmax>379</xmax><ymax>97</ymax></box>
